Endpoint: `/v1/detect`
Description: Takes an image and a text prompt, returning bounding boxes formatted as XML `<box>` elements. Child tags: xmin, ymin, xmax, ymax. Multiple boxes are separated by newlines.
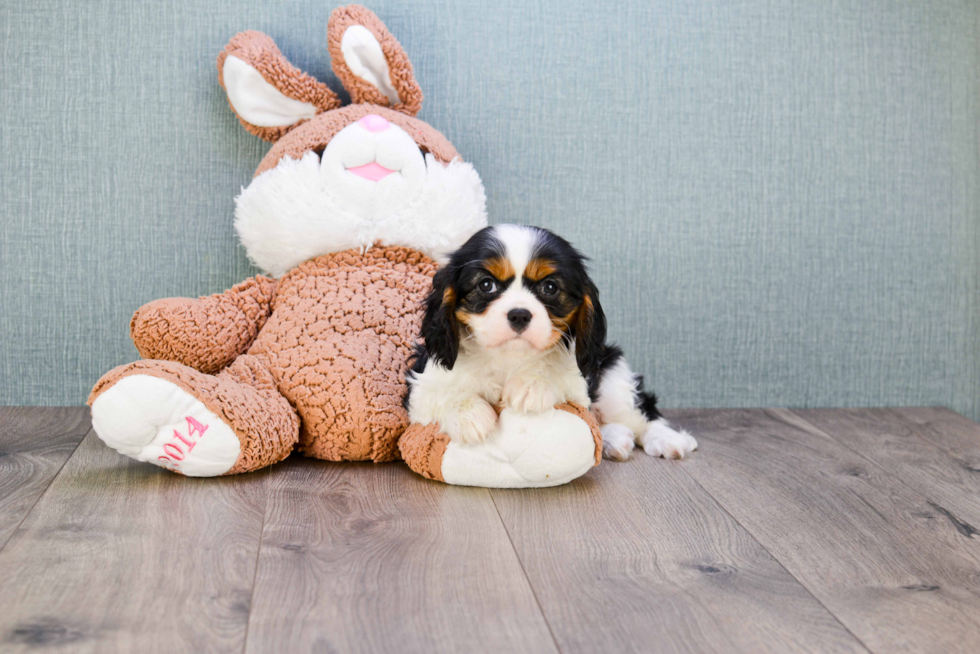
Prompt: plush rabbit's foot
<box><xmin>91</xmin><ymin>374</ymin><xmax>242</xmax><ymax>476</ymax></box>
<box><xmin>400</xmin><ymin>403</ymin><xmax>602</xmax><ymax>488</ymax></box>
<box><xmin>89</xmin><ymin>358</ymin><xmax>299</xmax><ymax>476</ymax></box>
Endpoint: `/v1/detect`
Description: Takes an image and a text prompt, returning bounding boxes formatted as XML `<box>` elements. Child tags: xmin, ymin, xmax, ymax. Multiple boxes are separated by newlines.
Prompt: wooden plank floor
<box><xmin>2</xmin><ymin>407</ymin><xmax>979</xmax><ymax>653</ymax></box>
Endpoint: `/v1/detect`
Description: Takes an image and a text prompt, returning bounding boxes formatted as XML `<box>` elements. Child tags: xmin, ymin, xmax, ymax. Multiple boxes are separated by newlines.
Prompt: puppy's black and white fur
<box><xmin>405</xmin><ymin>224</ymin><xmax>697</xmax><ymax>461</ymax></box>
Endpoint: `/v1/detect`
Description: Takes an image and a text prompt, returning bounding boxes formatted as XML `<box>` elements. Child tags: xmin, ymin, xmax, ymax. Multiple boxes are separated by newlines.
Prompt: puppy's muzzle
<box><xmin>507</xmin><ymin>308</ymin><xmax>532</xmax><ymax>334</ymax></box>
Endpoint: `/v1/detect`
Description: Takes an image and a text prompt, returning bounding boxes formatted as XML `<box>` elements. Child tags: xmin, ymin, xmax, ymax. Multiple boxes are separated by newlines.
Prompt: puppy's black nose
<box><xmin>507</xmin><ymin>308</ymin><xmax>532</xmax><ymax>333</ymax></box>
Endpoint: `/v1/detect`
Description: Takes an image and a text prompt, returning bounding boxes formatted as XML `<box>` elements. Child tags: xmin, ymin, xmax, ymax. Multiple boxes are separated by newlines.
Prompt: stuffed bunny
<box><xmin>88</xmin><ymin>5</ymin><xmax>600</xmax><ymax>486</ymax></box>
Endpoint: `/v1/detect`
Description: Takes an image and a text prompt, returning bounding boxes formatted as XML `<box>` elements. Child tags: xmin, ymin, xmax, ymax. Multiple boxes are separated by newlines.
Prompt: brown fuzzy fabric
<box><xmin>213</xmin><ymin>8</ymin><xmax>455</xmax><ymax>176</ymax></box>
<box><xmin>327</xmin><ymin>5</ymin><xmax>423</xmax><ymax>116</ymax></box>
<box><xmin>253</xmin><ymin>104</ymin><xmax>459</xmax><ymax>177</ymax></box>
<box><xmin>244</xmin><ymin>246</ymin><xmax>436</xmax><ymax>462</ymax></box>
<box><xmin>555</xmin><ymin>403</ymin><xmax>604</xmax><ymax>467</ymax></box>
<box><xmin>92</xmin><ymin>244</ymin><xmax>603</xmax><ymax>480</ymax></box>
<box><xmin>217</xmin><ymin>31</ymin><xmax>341</xmax><ymax>142</ymax></box>
<box><xmin>91</xmin><ymin>245</ymin><xmax>434</xmax><ymax>473</ymax></box>
<box><xmin>398</xmin><ymin>423</ymin><xmax>449</xmax><ymax>481</ymax></box>
<box><xmin>88</xmin><ymin>356</ymin><xmax>300</xmax><ymax>475</ymax></box>
<box><xmin>130</xmin><ymin>276</ymin><xmax>278</xmax><ymax>375</ymax></box>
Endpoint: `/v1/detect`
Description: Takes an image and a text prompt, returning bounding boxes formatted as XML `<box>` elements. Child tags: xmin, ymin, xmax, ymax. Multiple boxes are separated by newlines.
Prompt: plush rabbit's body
<box><xmin>88</xmin><ymin>5</ymin><xmax>601</xmax><ymax>485</ymax></box>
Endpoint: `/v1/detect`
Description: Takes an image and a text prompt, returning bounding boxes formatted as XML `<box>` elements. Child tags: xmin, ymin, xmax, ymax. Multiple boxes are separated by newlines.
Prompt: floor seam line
<box><xmin>783</xmin><ymin>408</ymin><xmax>980</xmax><ymax>521</ymax></box>
<box><xmin>782</xmin><ymin>408</ymin><xmax>961</xmax><ymax>482</ymax></box>
<box><xmin>240</xmin><ymin>469</ymin><xmax>272</xmax><ymax>654</ymax></box>
<box><xmin>880</xmin><ymin>408</ymin><xmax>980</xmax><ymax>474</ymax></box>
<box><xmin>670</xmin><ymin>449</ymin><xmax>876</xmax><ymax>654</ymax></box>
<box><xmin>0</xmin><ymin>424</ymin><xmax>90</xmax><ymax>557</ymax></box>
<box><xmin>488</xmin><ymin>489</ymin><xmax>564</xmax><ymax>654</ymax></box>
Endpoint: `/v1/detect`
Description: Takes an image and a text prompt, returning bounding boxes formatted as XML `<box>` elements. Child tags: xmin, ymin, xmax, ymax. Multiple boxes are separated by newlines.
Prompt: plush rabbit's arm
<box><xmin>129</xmin><ymin>276</ymin><xmax>277</xmax><ymax>374</ymax></box>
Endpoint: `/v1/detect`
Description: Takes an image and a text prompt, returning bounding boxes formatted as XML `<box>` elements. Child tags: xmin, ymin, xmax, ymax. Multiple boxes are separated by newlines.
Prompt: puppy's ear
<box><xmin>574</xmin><ymin>281</ymin><xmax>607</xmax><ymax>382</ymax></box>
<box><xmin>421</xmin><ymin>267</ymin><xmax>460</xmax><ymax>369</ymax></box>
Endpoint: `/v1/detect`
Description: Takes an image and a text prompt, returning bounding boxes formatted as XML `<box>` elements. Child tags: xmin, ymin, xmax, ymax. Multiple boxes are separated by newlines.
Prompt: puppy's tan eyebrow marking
<box><xmin>442</xmin><ymin>287</ymin><xmax>456</xmax><ymax>306</ymax></box>
<box><xmin>551</xmin><ymin>308</ymin><xmax>576</xmax><ymax>328</ymax></box>
<box><xmin>485</xmin><ymin>257</ymin><xmax>515</xmax><ymax>281</ymax></box>
<box><xmin>524</xmin><ymin>258</ymin><xmax>557</xmax><ymax>282</ymax></box>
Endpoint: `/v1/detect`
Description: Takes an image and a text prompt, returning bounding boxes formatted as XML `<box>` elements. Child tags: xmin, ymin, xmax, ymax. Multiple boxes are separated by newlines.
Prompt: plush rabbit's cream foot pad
<box><xmin>400</xmin><ymin>403</ymin><xmax>602</xmax><ymax>488</ymax></box>
<box><xmin>91</xmin><ymin>375</ymin><xmax>241</xmax><ymax>477</ymax></box>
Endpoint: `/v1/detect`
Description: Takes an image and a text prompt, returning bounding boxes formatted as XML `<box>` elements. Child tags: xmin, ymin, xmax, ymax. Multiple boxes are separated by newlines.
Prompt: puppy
<box><xmin>405</xmin><ymin>224</ymin><xmax>697</xmax><ymax>461</ymax></box>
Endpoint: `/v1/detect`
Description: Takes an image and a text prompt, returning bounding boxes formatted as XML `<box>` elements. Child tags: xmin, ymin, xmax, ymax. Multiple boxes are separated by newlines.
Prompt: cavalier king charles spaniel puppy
<box><xmin>405</xmin><ymin>224</ymin><xmax>697</xmax><ymax>461</ymax></box>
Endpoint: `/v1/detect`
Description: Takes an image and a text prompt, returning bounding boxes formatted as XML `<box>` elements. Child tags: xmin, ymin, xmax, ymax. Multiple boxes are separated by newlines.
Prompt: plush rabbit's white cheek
<box><xmin>319</xmin><ymin>118</ymin><xmax>426</xmax><ymax>217</ymax></box>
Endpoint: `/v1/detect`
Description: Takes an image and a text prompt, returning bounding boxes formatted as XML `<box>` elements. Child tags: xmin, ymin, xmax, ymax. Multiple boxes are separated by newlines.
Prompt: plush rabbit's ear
<box><xmin>218</xmin><ymin>31</ymin><xmax>341</xmax><ymax>142</ymax></box>
<box><xmin>327</xmin><ymin>5</ymin><xmax>423</xmax><ymax>116</ymax></box>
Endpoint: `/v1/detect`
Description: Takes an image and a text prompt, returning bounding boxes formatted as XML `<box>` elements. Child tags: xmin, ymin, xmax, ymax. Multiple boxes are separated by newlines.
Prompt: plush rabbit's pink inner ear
<box><xmin>217</xmin><ymin>30</ymin><xmax>340</xmax><ymax>142</ymax></box>
<box><xmin>223</xmin><ymin>56</ymin><xmax>318</xmax><ymax>126</ymax></box>
<box><xmin>327</xmin><ymin>5</ymin><xmax>423</xmax><ymax>117</ymax></box>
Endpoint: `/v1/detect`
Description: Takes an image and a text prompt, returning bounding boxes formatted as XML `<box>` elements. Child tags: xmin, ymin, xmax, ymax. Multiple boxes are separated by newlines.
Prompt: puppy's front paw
<box><xmin>640</xmin><ymin>419</ymin><xmax>698</xmax><ymax>459</ymax></box>
<box><xmin>443</xmin><ymin>399</ymin><xmax>498</xmax><ymax>445</ymax></box>
<box><xmin>502</xmin><ymin>376</ymin><xmax>559</xmax><ymax>414</ymax></box>
<box><xmin>601</xmin><ymin>423</ymin><xmax>635</xmax><ymax>462</ymax></box>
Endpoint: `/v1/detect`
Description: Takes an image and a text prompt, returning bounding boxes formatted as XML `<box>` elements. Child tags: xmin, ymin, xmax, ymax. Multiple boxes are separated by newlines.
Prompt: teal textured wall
<box><xmin>2</xmin><ymin>1</ymin><xmax>978</xmax><ymax>417</ymax></box>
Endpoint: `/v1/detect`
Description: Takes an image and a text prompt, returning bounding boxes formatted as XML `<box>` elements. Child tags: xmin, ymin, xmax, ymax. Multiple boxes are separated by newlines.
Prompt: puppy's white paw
<box><xmin>442</xmin><ymin>398</ymin><xmax>498</xmax><ymax>445</ymax></box>
<box><xmin>502</xmin><ymin>376</ymin><xmax>559</xmax><ymax>414</ymax></box>
<box><xmin>640</xmin><ymin>419</ymin><xmax>698</xmax><ymax>459</ymax></box>
<box><xmin>601</xmin><ymin>423</ymin><xmax>636</xmax><ymax>462</ymax></box>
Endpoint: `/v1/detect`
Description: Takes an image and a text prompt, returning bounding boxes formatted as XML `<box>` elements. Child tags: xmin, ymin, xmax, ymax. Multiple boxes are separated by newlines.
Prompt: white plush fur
<box><xmin>222</xmin><ymin>55</ymin><xmax>318</xmax><ymax>128</ymax></box>
<box><xmin>235</xmin><ymin>120</ymin><xmax>487</xmax><ymax>277</ymax></box>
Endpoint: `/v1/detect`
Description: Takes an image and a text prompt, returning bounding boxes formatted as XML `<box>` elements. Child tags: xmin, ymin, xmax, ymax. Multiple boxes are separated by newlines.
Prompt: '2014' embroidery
<box><xmin>158</xmin><ymin>417</ymin><xmax>209</xmax><ymax>470</ymax></box>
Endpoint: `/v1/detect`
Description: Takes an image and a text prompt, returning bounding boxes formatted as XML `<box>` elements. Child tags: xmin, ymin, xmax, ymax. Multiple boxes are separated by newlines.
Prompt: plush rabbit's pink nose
<box><xmin>358</xmin><ymin>114</ymin><xmax>390</xmax><ymax>133</ymax></box>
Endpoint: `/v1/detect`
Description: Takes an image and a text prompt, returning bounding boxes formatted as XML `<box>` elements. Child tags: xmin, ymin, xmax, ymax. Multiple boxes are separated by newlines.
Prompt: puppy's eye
<box><xmin>540</xmin><ymin>280</ymin><xmax>559</xmax><ymax>296</ymax></box>
<box><xmin>478</xmin><ymin>278</ymin><xmax>497</xmax><ymax>293</ymax></box>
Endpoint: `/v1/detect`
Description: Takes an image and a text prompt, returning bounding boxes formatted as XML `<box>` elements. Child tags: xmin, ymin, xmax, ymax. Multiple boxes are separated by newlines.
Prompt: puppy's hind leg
<box><xmin>593</xmin><ymin>353</ymin><xmax>698</xmax><ymax>460</ymax></box>
<box><xmin>592</xmin><ymin>355</ymin><xmax>648</xmax><ymax>462</ymax></box>
<box><xmin>632</xmin><ymin>379</ymin><xmax>698</xmax><ymax>459</ymax></box>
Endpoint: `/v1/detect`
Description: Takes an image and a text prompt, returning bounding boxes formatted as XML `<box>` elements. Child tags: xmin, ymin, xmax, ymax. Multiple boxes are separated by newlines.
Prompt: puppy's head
<box><xmin>422</xmin><ymin>225</ymin><xmax>606</xmax><ymax>377</ymax></box>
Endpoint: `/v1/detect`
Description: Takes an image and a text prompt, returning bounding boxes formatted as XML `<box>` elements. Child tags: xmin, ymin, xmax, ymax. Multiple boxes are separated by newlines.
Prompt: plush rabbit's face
<box><xmin>317</xmin><ymin>112</ymin><xmax>433</xmax><ymax>217</ymax></box>
<box><xmin>217</xmin><ymin>6</ymin><xmax>487</xmax><ymax>277</ymax></box>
